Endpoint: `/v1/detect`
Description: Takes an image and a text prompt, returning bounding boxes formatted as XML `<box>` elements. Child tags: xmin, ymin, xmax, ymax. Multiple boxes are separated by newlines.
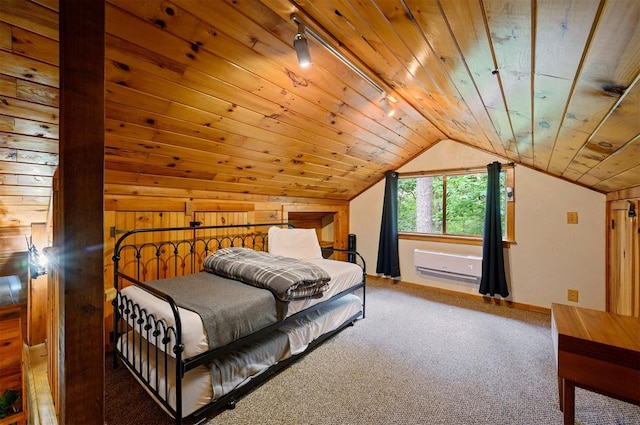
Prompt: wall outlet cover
<box><xmin>567</xmin><ymin>289</ymin><xmax>579</xmax><ymax>302</ymax></box>
<box><xmin>567</xmin><ymin>211</ymin><xmax>579</xmax><ymax>224</ymax></box>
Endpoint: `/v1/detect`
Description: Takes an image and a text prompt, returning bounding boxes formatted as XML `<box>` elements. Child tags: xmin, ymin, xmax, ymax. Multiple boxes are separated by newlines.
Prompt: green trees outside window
<box><xmin>398</xmin><ymin>171</ymin><xmax>506</xmax><ymax>238</ymax></box>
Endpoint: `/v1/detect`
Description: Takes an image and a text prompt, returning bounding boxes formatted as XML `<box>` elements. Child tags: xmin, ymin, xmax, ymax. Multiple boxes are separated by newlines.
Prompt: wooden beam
<box><xmin>59</xmin><ymin>1</ymin><xmax>104</xmax><ymax>423</ymax></box>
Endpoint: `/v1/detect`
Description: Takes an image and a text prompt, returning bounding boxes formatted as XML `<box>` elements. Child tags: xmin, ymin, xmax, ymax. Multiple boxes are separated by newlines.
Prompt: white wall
<box><xmin>350</xmin><ymin>140</ymin><xmax>607</xmax><ymax>311</ymax></box>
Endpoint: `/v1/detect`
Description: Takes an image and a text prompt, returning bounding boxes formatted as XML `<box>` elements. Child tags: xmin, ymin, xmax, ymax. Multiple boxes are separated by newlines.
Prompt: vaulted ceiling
<box><xmin>103</xmin><ymin>0</ymin><xmax>640</xmax><ymax>199</ymax></box>
<box><xmin>1</xmin><ymin>0</ymin><xmax>639</xmax><ymax>230</ymax></box>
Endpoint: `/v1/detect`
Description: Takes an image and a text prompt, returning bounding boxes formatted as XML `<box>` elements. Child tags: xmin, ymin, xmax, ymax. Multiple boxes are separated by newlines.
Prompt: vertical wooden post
<box><xmin>27</xmin><ymin>222</ymin><xmax>48</xmax><ymax>345</ymax></box>
<box><xmin>59</xmin><ymin>1</ymin><xmax>105</xmax><ymax>423</ymax></box>
<box><xmin>608</xmin><ymin>198</ymin><xmax>640</xmax><ymax>317</ymax></box>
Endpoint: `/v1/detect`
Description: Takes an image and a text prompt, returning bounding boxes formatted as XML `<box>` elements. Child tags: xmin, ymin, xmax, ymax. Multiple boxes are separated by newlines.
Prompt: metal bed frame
<box><xmin>111</xmin><ymin>223</ymin><xmax>366</xmax><ymax>424</ymax></box>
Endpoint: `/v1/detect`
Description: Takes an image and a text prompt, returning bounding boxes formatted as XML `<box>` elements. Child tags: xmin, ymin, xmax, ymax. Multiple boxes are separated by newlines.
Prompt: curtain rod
<box><xmin>398</xmin><ymin>163</ymin><xmax>515</xmax><ymax>178</ymax></box>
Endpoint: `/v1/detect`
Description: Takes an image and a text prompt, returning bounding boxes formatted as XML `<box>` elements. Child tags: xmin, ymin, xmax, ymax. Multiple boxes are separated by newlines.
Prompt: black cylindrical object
<box><xmin>347</xmin><ymin>233</ymin><xmax>356</xmax><ymax>263</ymax></box>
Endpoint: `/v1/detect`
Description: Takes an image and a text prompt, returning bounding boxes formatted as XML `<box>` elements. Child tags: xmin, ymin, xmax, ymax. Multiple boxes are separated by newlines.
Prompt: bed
<box><xmin>111</xmin><ymin>223</ymin><xmax>365</xmax><ymax>424</ymax></box>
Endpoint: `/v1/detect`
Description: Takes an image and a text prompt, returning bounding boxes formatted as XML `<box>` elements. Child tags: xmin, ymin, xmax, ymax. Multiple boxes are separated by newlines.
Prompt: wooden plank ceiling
<box><xmin>1</xmin><ymin>0</ymin><xmax>639</xmax><ymax>231</ymax></box>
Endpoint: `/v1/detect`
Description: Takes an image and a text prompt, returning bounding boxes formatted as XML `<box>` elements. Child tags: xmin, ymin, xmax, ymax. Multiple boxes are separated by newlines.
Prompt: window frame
<box><xmin>397</xmin><ymin>165</ymin><xmax>515</xmax><ymax>247</ymax></box>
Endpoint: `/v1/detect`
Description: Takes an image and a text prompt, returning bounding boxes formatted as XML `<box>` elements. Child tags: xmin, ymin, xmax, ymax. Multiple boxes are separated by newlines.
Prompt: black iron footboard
<box><xmin>115</xmin><ymin>283</ymin><xmax>184</xmax><ymax>419</ymax></box>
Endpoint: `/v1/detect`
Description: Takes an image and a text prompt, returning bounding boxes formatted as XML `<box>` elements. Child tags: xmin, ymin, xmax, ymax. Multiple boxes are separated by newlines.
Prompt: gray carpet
<box><xmin>105</xmin><ymin>278</ymin><xmax>640</xmax><ymax>424</ymax></box>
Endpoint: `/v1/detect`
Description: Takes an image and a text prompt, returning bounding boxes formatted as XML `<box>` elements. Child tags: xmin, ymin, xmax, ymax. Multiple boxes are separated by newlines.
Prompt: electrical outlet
<box><xmin>567</xmin><ymin>211</ymin><xmax>579</xmax><ymax>224</ymax></box>
<box><xmin>567</xmin><ymin>289</ymin><xmax>579</xmax><ymax>302</ymax></box>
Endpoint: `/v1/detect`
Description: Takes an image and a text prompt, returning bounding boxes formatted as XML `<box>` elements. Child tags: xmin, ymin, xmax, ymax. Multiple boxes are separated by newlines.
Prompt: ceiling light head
<box><xmin>294</xmin><ymin>33</ymin><xmax>311</xmax><ymax>68</ymax></box>
<box><xmin>293</xmin><ymin>19</ymin><xmax>311</xmax><ymax>68</ymax></box>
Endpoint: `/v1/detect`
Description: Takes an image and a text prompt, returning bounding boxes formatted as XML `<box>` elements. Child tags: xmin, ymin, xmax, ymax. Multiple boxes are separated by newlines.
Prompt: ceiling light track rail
<box><xmin>292</xmin><ymin>15</ymin><xmax>383</xmax><ymax>95</ymax></box>
<box><xmin>291</xmin><ymin>14</ymin><xmax>395</xmax><ymax>116</ymax></box>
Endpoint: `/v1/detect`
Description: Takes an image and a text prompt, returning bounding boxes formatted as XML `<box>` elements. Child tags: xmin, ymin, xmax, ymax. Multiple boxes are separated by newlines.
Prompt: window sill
<box><xmin>399</xmin><ymin>232</ymin><xmax>513</xmax><ymax>248</ymax></box>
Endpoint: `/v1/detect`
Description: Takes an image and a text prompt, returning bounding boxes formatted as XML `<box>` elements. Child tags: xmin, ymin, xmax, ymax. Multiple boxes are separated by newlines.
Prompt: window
<box><xmin>397</xmin><ymin>166</ymin><xmax>515</xmax><ymax>245</ymax></box>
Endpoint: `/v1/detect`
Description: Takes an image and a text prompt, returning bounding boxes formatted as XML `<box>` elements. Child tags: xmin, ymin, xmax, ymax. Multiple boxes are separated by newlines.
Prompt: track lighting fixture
<box><xmin>291</xmin><ymin>15</ymin><xmax>396</xmax><ymax>117</ymax></box>
<box><xmin>293</xmin><ymin>21</ymin><xmax>311</xmax><ymax>68</ymax></box>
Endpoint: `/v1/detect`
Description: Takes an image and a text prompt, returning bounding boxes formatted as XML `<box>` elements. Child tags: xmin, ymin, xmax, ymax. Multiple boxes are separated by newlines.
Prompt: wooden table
<box><xmin>551</xmin><ymin>303</ymin><xmax>640</xmax><ymax>424</ymax></box>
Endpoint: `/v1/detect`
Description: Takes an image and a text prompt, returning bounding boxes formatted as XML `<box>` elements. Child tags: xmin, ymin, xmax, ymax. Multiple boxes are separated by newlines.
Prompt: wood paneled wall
<box><xmin>104</xmin><ymin>190</ymin><xmax>350</xmax><ymax>236</ymax></box>
<box><xmin>0</xmin><ymin>0</ymin><xmax>59</xmax><ymax>256</ymax></box>
<box><xmin>103</xmin><ymin>191</ymin><xmax>350</xmax><ymax>277</ymax></box>
<box><xmin>607</xmin><ymin>186</ymin><xmax>640</xmax><ymax>317</ymax></box>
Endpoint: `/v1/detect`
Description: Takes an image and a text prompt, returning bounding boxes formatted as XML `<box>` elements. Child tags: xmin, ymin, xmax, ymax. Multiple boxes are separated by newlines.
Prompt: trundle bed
<box><xmin>111</xmin><ymin>223</ymin><xmax>366</xmax><ymax>424</ymax></box>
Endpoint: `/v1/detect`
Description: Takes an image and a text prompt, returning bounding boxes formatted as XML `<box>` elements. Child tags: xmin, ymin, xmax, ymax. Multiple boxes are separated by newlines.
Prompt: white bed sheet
<box><xmin>118</xmin><ymin>286</ymin><xmax>209</xmax><ymax>358</ymax></box>
<box><xmin>287</xmin><ymin>258</ymin><xmax>363</xmax><ymax>316</ymax></box>
<box><xmin>281</xmin><ymin>293</ymin><xmax>362</xmax><ymax>355</ymax></box>
<box><xmin>118</xmin><ymin>258</ymin><xmax>363</xmax><ymax>358</ymax></box>
<box><xmin>117</xmin><ymin>293</ymin><xmax>362</xmax><ymax>419</ymax></box>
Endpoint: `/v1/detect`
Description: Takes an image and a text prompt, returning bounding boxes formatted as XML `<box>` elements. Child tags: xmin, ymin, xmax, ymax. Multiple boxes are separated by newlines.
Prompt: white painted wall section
<box><xmin>350</xmin><ymin>140</ymin><xmax>606</xmax><ymax>311</ymax></box>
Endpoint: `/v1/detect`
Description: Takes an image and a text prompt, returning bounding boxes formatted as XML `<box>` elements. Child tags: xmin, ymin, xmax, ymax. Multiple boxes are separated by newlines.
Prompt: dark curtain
<box><xmin>376</xmin><ymin>171</ymin><xmax>401</xmax><ymax>278</ymax></box>
<box><xmin>479</xmin><ymin>162</ymin><xmax>509</xmax><ymax>297</ymax></box>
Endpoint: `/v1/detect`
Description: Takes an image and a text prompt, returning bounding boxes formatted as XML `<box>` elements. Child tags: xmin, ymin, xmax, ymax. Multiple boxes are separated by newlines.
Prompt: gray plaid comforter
<box><xmin>203</xmin><ymin>247</ymin><xmax>331</xmax><ymax>301</ymax></box>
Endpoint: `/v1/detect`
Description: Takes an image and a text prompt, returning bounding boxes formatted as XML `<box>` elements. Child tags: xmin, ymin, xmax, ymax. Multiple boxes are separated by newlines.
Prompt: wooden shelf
<box><xmin>0</xmin><ymin>277</ymin><xmax>27</xmax><ymax>425</ymax></box>
<box><xmin>319</xmin><ymin>241</ymin><xmax>333</xmax><ymax>248</ymax></box>
<box><xmin>0</xmin><ymin>411</ymin><xmax>25</xmax><ymax>425</ymax></box>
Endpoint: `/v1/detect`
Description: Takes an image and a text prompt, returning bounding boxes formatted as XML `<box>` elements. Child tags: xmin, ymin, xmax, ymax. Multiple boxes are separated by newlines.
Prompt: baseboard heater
<box><xmin>413</xmin><ymin>249</ymin><xmax>482</xmax><ymax>283</ymax></box>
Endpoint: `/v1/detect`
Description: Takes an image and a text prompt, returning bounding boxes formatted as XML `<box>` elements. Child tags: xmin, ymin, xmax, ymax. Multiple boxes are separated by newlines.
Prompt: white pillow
<box><xmin>268</xmin><ymin>226</ymin><xmax>323</xmax><ymax>259</ymax></box>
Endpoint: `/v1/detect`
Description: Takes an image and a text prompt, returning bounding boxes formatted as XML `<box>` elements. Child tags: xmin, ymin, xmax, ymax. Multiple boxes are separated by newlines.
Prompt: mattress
<box><xmin>287</xmin><ymin>258</ymin><xmax>363</xmax><ymax>316</ymax></box>
<box><xmin>117</xmin><ymin>294</ymin><xmax>362</xmax><ymax>418</ymax></box>
<box><xmin>118</xmin><ymin>258</ymin><xmax>363</xmax><ymax>358</ymax></box>
<box><xmin>119</xmin><ymin>272</ymin><xmax>280</xmax><ymax>358</ymax></box>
